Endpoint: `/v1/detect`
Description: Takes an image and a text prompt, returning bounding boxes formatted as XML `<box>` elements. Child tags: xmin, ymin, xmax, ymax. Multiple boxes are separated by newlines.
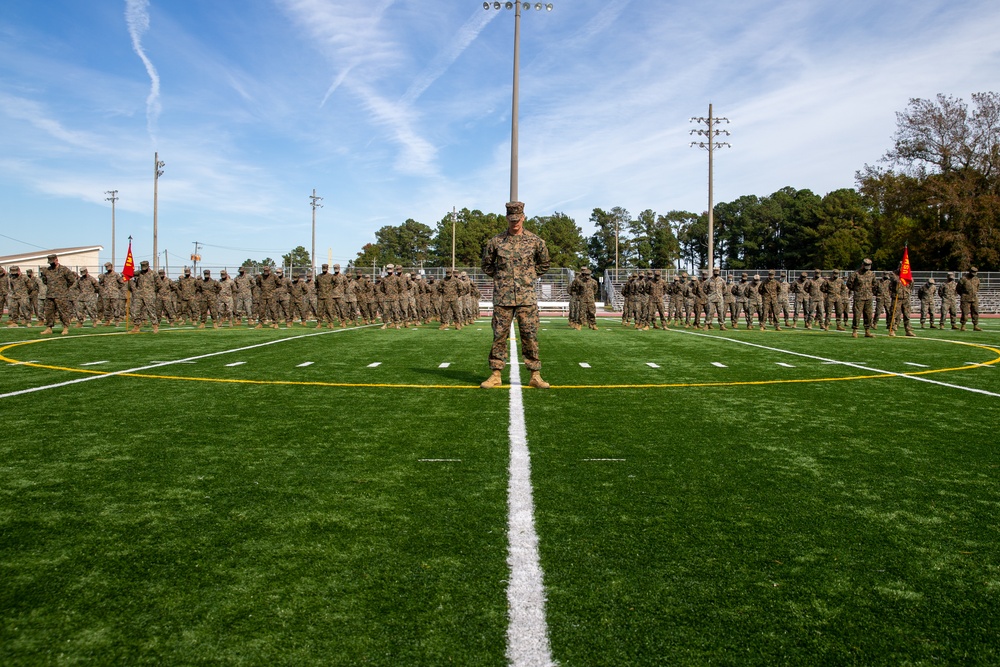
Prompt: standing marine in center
<box><xmin>480</xmin><ymin>201</ymin><xmax>552</xmax><ymax>389</ymax></box>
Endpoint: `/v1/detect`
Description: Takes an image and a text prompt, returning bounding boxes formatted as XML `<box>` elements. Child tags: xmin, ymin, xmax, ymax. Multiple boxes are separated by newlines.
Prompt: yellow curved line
<box><xmin>2</xmin><ymin>333</ymin><xmax>998</xmax><ymax>391</ymax></box>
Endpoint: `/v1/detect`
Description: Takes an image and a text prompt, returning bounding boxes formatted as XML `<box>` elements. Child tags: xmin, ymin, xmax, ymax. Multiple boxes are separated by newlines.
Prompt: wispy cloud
<box><xmin>125</xmin><ymin>0</ymin><xmax>161</xmax><ymax>145</ymax></box>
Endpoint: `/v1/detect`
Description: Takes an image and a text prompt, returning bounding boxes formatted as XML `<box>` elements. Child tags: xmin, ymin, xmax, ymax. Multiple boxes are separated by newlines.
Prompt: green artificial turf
<box><xmin>2</xmin><ymin>320</ymin><xmax>999</xmax><ymax>665</ymax></box>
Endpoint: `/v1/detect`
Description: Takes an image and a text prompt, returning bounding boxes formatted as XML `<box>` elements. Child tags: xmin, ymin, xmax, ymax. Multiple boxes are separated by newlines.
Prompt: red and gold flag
<box><xmin>899</xmin><ymin>246</ymin><xmax>912</xmax><ymax>286</ymax></box>
<box><xmin>122</xmin><ymin>241</ymin><xmax>135</xmax><ymax>281</ymax></box>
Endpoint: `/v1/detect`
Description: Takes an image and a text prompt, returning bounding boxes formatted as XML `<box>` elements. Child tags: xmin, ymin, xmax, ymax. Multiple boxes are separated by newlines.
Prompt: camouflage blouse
<box><xmin>481</xmin><ymin>230</ymin><xmax>551</xmax><ymax>306</ymax></box>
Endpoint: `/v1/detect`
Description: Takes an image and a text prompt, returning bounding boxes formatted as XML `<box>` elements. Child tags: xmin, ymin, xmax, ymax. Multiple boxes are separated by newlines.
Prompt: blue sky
<box><xmin>1</xmin><ymin>0</ymin><xmax>998</xmax><ymax>270</ymax></box>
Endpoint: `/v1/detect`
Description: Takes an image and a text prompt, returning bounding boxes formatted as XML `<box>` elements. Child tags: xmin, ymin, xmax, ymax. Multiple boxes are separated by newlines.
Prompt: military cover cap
<box><xmin>220</xmin><ymin>269</ymin><xmax>228</xmax><ymax>276</ymax></box>
<box><xmin>701</xmin><ymin>269</ymin><xmax>709</xmax><ymax>276</ymax></box>
<box><xmin>672</xmin><ymin>274</ymin><xmax>680</xmax><ymax>281</ymax></box>
<box><xmin>321</xmin><ymin>263</ymin><xmax>330</xmax><ymax>269</ymax></box>
<box><xmin>713</xmin><ymin>267</ymin><xmax>721</xmax><ymax>275</ymax></box>
<box><xmin>356</xmin><ymin>270</ymin><xmax>363</xmax><ymax>276</ymax></box>
<box><xmin>831</xmin><ymin>269</ymin><xmax>839</xmax><ymax>276</ymax></box>
<box><xmin>928</xmin><ymin>278</ymin><xmax>935</xmax><ymax>284</ymax></box>
<box><xmin>47</xmin><ymin>253</ymin><xmax>57</xmax><ymax>261</ymax></box>
<box><xmin>80</xmin><ymin>267</ymin><xmax>89</xmax><ymax>273</ymax></box>
<box><xmin>970</xmin><ymin>266</ymin><xmax>979</xmax><ymax>272</ymax></box>
<box><xmin>753</xmin><ymin>274</ymin><xmax>761</xmax><ymax>280</ymax></box>
<box><xmin>385</xmin><ymin>263</ymin><xmax>394</xmax><ymax>269</ymax></box>
<box><xmin>240</xmin><ymin>265</ymin><xmax>249</xmax><ymax>271</ymax></box>
<box><xmin>742</xmin><ymin>272</ymin><xmax>749</xmax><ymax>279</ymax></box>
<box><xmin>461</xmin><ymin>271</ymin><xmax>468</xmax><ymax>277</ymax></box>
<box><xmin>445</xmin><ymin>269</ymin><xmax>453</xmax><ymax>276</ymax></box>
<box><xmin>653</xmin><ymin>269</ymin><xmax>661</xmax><ymax>276</ymax></box>
<box><xmin>799</xmin><ymin>271</ymin><xmax>808</xmax><ymax>278</ymax></box>
<box><xmin>140</xmin><ymin>260</ymin><xmax>149</xmax><ymax>268</ymax></box>
<box><xmin>105</xmin><ymin>262</ymin><xmax>113</xmax><ymax>269</ymax></box>
<box><xmin>274</xmin><ymin>267</ymin><xmax>283</xmax><ymax>273</ymax></box>
<box><xmin>184</xmin><ymin>267</ymin><xmax>192</xmax><ymax>274</ymax></box>
<box><xmin>158</xmin><ymin>268</ymin><xmax>166</xmax><ymax>274</ymax></box>
<box><xmin>505</xmin><ymin>201</ymin><xmax>525</xmax><ymax>220</ymax></box>
<box><xmin>333</xmin><ymin>263</ymin><xmax>340</xmax><ymax>269</ymax></box>
<box><xmin>948</xmin><ymin>271</ymin><xmax>955</xmax><ymax>278</ymax></box>
<box><xmin>862</xmin><ymin>258</ymin><xmax>872</xmax><ymax>265</ymax></box>
<box><xmin>768</xmin><ymin>269</ymin><xmax>776</xmax><ymax>276</ymax></box>
<box><xmin>813</xmin><ymin>268</ymin><xmax>822</xmax><ymax>276</ymax></box>
<box><xmin>203</xmin><ymin>269</ymin><xmax>211</xmax><ymax>275</ymax></box>
<box><xmin>10</xmin><ymin>265</ymin><xmax>19</xmax><ymax>272</ymax></box>
<box><xmin>582</xmin><ymin>267</ymin><xmax>592</xmax><ymax>274</ymax></box>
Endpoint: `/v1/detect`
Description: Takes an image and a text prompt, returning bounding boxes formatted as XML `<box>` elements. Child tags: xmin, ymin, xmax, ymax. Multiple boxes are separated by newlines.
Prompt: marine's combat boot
<box><xmin>152</xmin><ymin>324</ymin><xmax>159</xmax><ymax>334</ymax></box>
<box><xmin>974</xmin><ymin>325</ymin><xmax>983</xmax><ymax>332</ymax></box>
<box><xmin>865</xmin><ymin>329</ymin><xmax>875</xmax><ymax>338</ymax></box>
<box><xmin>852</xmin><ymin>330</ymin><xmax>858</xmax><ymax>338</ymax></box>
<box><xmin>528</xmin><ymin>371</ymin><xmax>550</xmax><ymax>389</ymax></box>
<box><xmin>61</xmin><ymin>327</ymin><xmax>69</xmax><ymax>335</ymax></box>
<box><xmin>480</xmin><ymin>370</ymin><xmax>503</xmax><ymax>389</ymax></box>
<box><xmin>905</xmin><ymin>327</ymin><xmax>916</xmax><ymax>337</ymax></box>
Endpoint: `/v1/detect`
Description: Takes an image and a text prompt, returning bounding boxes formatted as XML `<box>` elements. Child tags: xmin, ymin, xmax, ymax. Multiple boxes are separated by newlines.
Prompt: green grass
<box><xmin>2</xmin><ymin>320</ymin><xmax>1000</xmax><ymax>665</ymax></box>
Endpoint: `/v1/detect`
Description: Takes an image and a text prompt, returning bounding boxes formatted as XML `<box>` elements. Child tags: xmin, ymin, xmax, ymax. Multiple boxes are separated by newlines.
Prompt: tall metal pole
<box><xmin>153</xmin><ymin>153</ymin><xmax>165</xmax><ymax>271</ymax></box>
<box><xmin>310</xmin><ymin>189</ymin><xmax>323</xmax><ymax>276</ymax></box>
<box><xmin>451</xmin><ymin>206</ymin><xmax>457</xmax><ymax>272</ymax></box>
<box><xmin>690</xmin><ymin>104</ymin><xmax>730</xmax><ymax>271</ymax></box>
<box><xmin>510</xmin><ymin>2</ymin><xmax>521</xmax><ymax>202</ymax></box>
<box><xmin>105</xmin><ymin>190</ymin><xmax>118</xmax><ymax>267</ymax></box>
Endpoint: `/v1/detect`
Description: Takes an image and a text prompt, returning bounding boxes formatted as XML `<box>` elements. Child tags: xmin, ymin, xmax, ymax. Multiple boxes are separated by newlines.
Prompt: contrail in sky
<box><xmin>125</xmin><ymin>0</ymin><xmax>161</xmax><ymax>144</ymax></box>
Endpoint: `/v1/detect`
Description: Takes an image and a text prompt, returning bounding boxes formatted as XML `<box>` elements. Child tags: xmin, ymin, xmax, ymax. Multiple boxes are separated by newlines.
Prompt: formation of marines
<box><xmin>2</xmin><ymin>255</ymin><xmax>989</xmax><ymax>338</ymax></box>
<box><xmin>1</xmin><ymin>254</ymin><xmax>484</xmax><ymax>334</ymax></box>
<box><xmin>614</xmin><ymin>262</ymin><xmax>987</xmax><ymax>335</ymax></box>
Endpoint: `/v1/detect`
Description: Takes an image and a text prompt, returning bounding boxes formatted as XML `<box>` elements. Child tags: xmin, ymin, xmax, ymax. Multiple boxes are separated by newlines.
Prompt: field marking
<box><xmin>583</xmin><ymin>458</ymin><xmax>626</xmax><ymax>461</ymax></box>
<box><xmin>225</xmin><ymin>362</ymin><xmax>246</xmax><ymax>367</ymax></box>
<box><xmin>667</xmin><ymin>329</ymin><xmax>1000</xmax><ymax>399</ymax></box>
<box><xmin>80</xmin><ymin>360</ymin><xmax>109</xmax><ymax>366</ymax></box>
<box><xmin>776</xmin><ymin>362</ymin><xmax>795</xmax><ymax>368</ymax></box>
<box><xmin>297</xmin><ymin>362</ymin><xmax>314</xmax><ymax>367</ymax></box>
<box><xmin>367</xmin><ymin>362</ymin><xmax>381</xmax><ymax>368</ymax></box>
<box><xmin>904</xmin><ymin>362</ymin><xmax>930</xmax><ymax>368</ymax></box>
<box><xmin>418</xmin><ymin>459</ymin><xmax>462</xmax><ymax>462</ymax></box>
<box><xmin>965</xmin><ymin>362</ymin><xmax>994</xmax><ymax>368</ymax></box>
<box><xmin>579</xmin><ymin>362</ymin><xmax>591</xmax><ymax>368</ymax></box>
<box><xmin>439</xmin><ymin>362</ymin><xmax>451</xmax><ymax>368</ymax></box>
<box><xmin>712</xmin><ymin>362</ymin><xmax>727</xmax><ymax>368</ymax></box>
<box><xmin>506</xmin><ymin>324</ymin><xmax>555</xmax><ymax>667</ymax></box>
<box><xmin>0</xmin><ymin>325</ymin><xmax>377</xmax><ymax>400</ymax></box>
<box><xmin>646</xmin><ymin>362</ymin><xmax>660</xmax><ymax>368</ymax></box>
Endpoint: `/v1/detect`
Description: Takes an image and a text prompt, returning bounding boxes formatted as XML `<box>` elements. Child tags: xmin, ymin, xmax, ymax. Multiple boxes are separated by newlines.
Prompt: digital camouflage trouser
<box><xmin>490</xmin><ymin>304</ymin><xmax>541</xmax><ymax>372</ymax></box>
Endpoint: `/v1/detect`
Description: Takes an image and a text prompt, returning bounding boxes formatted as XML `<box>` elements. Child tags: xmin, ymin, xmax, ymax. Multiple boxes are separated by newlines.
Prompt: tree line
<box><xmin>257</xmin><ymin>93</ymin><xmax>999</xmax><ymax>273</ymax></box>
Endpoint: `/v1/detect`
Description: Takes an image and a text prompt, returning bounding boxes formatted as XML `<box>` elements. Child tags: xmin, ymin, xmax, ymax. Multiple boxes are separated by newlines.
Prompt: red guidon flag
<box><xmin>899</xmin><ymin>246</ymin><xmax>913</xmax><ymax>286</ymax></box>
<box><xmin>122</xmin><ymin>241</ymin><xmax>135</xmax><ymax>281</ymax></box>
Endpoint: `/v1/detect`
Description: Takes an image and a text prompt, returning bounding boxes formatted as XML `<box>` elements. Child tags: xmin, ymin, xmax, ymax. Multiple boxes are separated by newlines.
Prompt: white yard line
<box><xmin>0</xmin><ymin>326</ymin><xmax>373</xmax><ymax>400</ymax></box>
<box><xmin>225</xmin><ymin>362</ymin><xmax>246</xmax><ymax>367</ymax></box>
<box><xmin>671</xmin><ymin>329</ymin><xmax>1000</xmax><ymax>399</ymax></box>
<box><xmin>367</xmin><ymin>362</ymin><xmax>381</xmax><ymax>368</ymax></box>
<box><xmin>646</xmin><ymin>362</ymin><xmax>660</xmax><ymax>368</ymax></box>
<box><xmin>506</xmin><ymin>324</ymin><xmax>556</xmax><ymax>667</ymax></box>
<box><xmin>711</xmin><ymin>362</ymin><xmax>727</xmax><ymax>368</ymax></box>
<box><xmin>579</xmin><ymin>362</ymin><xmax>591</xmax><ymax>368</ymax></box>
<box><xmin>80</xmin><ymin>360</ymin><xmax>109</xmax><ymax>366</ymax></box>
<box><xmin>439</xmin><ymin>362</ymin><xmax>451</xmax><ymax>368</ymax></box>
<box><xmin>296</xmin><ymin>362</ymin><xmax>314</xmax><ymax>367</ymax></box>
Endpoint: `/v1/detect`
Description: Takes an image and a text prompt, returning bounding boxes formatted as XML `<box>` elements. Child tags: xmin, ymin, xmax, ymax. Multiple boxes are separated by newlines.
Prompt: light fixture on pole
<box><xmin>153</xmin><ymin>153</ymin><xmax>165</xmax><ymax>271</ymax></box>
<box><xmin>105</xmin><ymin>190</ymin><xmax>118</xmax><ymax>267</ymax></box>
<box><xmin>483</xmin><ymin>1</ymin><xmax>553</xmax><ymax>203</ymax></box>
<box><xmin>689</xmin><ymin>103</ymin><xmax>730</xmax><ymax>272</ymax></box>
<box><xmin>310</xmin><ymin>189</ymin><xmax>323</xmax><ymax>276</ymax></box>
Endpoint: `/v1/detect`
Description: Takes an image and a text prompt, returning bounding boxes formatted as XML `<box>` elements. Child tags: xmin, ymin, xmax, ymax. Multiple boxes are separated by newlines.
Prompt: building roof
<box><xmin>0</xmin><ymin>246</ymin><xmax>104</xmax><ymax>264</ymax></box>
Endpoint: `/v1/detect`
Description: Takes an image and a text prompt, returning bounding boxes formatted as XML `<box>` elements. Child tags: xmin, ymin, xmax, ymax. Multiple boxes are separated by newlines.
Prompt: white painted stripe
<box><xmin>712</xmin><ymin>362</ymin><xmax>727</xmax><ymax>368</ymax></box>
<box><xmin>579</xmin><ymin>362</ymin><xmax>591</xmax><ymax>368</ymax></box>
<box><xmin>965</xmin><ymin>362</ymin><xmax>994</xmax><ymax>368</ymax></box>
<box><xmin>418</xmin><ymin>459</ymin><xmax>462</xmax><ymax>462</ymax></box>
<box><xmin>80</xmin><ymin>361</ymin><xmax>109</xmax><ymax>366</ymax></box>
<box><xmin>669</xmin><ymin>328</ymin><xmax>1000</xmax><ymax>399</ymax></box>
<box><xmin>904</xmin><ymin>362</ymin><xmax>929</xmax><ymax>368</ymax></box>
<box><xmin>646</xmin><ymin>362</ymin><xmax>660</xmax><ymax>368</ymax></box>
<box><xmin>225</xmin><ymin>362</ymin><xmax>246</xmax><ymax>367</ymax></box>
<box><xmin>297</xmin><ymin>362</ymin><xmax>314</xmax><ymax>367</ymax></box>
<box><xmin>10</xmin><ymin>360</ymin><xmax>40</xmax><ymax>366</ymax></box>
<box><xmin>439</xmin><ymin>362</ymin><xmax>451</xmax><ymax>368</ymax></box>
<box><xmin>0</xmin><ymin>324</ymin><xmax>379</xmax><ymax>400</ymax></box>
<box><xmin>367</xmin><ymin>362</ymin><xmax>381</xmax><ymax>368</ymax></box>
<box><xmin>776</xmin><ymin>362</ymin><xmax>795</xmax><ymax>368</ymax></box>
<box><xmin>583</xmin><ymin>458</ymin><xmax>626</xmax><ymax>461</ymax></box>
<box><xmin>506</xmin><ymin>324</ymin><xmax>555</xmax><ymax>667</ymax></box>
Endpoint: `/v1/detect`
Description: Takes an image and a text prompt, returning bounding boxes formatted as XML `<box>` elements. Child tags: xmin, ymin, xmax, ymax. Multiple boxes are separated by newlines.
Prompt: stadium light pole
<box><xmin>690</xmin><ymin>104</ymin><xmax>730</xmax><ymax>272</ymax></box>
<box><xmin>451</xmin><ymin>206</ymin><xmax>458</xmax><ymax>272</ymax></box>
<box><xmin>153</xmin><ymin>153</ymin><xmax>165</xmax><ymax>271</ymax></box>
<box><xmin>105</xmin><ymin>190</ymin><xmax>118</xmax><ymax>267</ymax></box>
<box><xmin>310</xmin><ymin>189</ymin><xmax>323</xmax><ymax>275</ymax></box>
<box><xmin>483</xmin><ymin>1</ymin><xmax>553</xmax><ymax>203</ymax></box>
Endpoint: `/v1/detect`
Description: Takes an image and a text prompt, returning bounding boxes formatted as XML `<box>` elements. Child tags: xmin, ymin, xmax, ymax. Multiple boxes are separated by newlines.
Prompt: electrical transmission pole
<box><xmin>105</xmin><ymin>190</ymin><xmax>118</xmax><ymax>267</ymax></box>
<box><xmin>310</xmin><ymin>189</ymin><xmax>323</xmax><ymax>276</ymax></box>
<box><xmin>690</xmin><ymin>103</ymin><xmax>730</xmax><ymax>272</ymax></box>
<box><xmin>153</xmin><ymin>153</ymin><xmax>165</xmax><ymax>271</ymax></box>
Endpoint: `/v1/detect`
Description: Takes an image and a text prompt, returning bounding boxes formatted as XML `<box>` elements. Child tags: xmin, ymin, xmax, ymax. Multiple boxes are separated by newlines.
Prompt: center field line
<box><xmin>669</xmin><ymin>328</ymin><xmax>1000</xmax><ymax>398</ymax></box>
<box><xmin>506</xmin><ymin>324</ymin><xmax>555</xmax><ymax>667</ymax></box>
<box><xmin>0</xmin><ymin>326</ymin><xmax>375</xmax><ymax>400</ymax></box>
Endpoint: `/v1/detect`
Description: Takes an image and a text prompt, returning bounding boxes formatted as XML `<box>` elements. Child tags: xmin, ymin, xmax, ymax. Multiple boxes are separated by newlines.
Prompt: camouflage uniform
<box><xmin>378</xmin><ymin>265</ymin><xmax>401</xmax><ymax>328</ymax></box>
<box><xmin>177</xmin><ymin>269</ymin><xmax>200</xmax><ymax>324</ymax></box>
<box><xmin>5</xmin><ymin>267</ymin><xmax>33</xmax><ymax>327</ymax></box>
<box><xmin>822</xmin><ymin>271</ymin><xmax>845</xmax><ymax>330</ymax></box>
<box><xmin>705</xmin><ymin>269</ymin><xmax>727</xmax><ymax>329</ymax></box>
<box><xmin>437</xmin><ymin>269</ymin><xmax>463</xmax><ymax>329</ymax></box>
<box><xmin>918</xmin><ymin>278</ymin><xmax>937</xmax><ymax>328</ymax></box>
<box><xmin>216</xmin><ymin>270</ymin><xmax>236</xmax><ymax>324</ymax></box>
<box><xmin>130</xmin><ymin>261</ymin><xmax>158</xmax><ymax>330</ymax></box>
<box><xmin>790</xmin><ymin>272</ymin><xmax>810</xmax><ymax>328</ymax></box>
<box><xmin>26</xmin><ymin>269</ymin><xmax>42</xmax><ymax>323</ymax></box>
<box><xmin>39</xmin><ymin>254</ymin><xmax>76</xmax><ymax>334</ymax></box>
<box><xmin>873</xmin><ymin>274</ymin><xmax>891</xmax><ymax>326</ymax></box>
<box><xmin>806</xmin><ymin>269</ymin><xmax>826</xmax><ymax>330</ymax></box>
<box><xmin>273</xmin><ymin>268</ymin><xmax>292</xmax><ymax>326</ymax></box>
<box><xmin>314</xmin><ymin>265</ymin><xmax>337</xmax><ymax>327</ymax></box>
<box><xmin>734</xmin><ymin>273</ymin><xmax>750</xmax><ymax>326</ymax></box>
<box><xmin>290</xmin><ymin>274</ymin><xmax>311</xmax><ymax>325</ymax></box>
<box><xmin>937</xmin><ymin>273</ymin><xmax>959</xmax><ymax>329</ymax></box>
<box><xmin>568</xmin><ymin>270</ymin><xmax>584</xmax><ymax>329</ymax></box>
<box><xmin>578</xmin><ymin>268</ymin><xmax>599</xmax><ymax>329</ymax></box>
<box><xmin>846</xmin><ymin>259</ymin><xmax>876</xmax><ymax>337</ymax></box>
<box><xmin>778</xmin><ymin>275</ymin><xmax>792</xmax><ymax>327</ymax></box>
<box><xmin>330</xmin><ymin>264</ymin><xmax>349</xmax><ymax>326</ymax></box>
<box><xmin>98</xmin><ymin>263</ymin><xmax>125</xmax><ymax>325</ymax></box>
<box><xmin>234</xmin><ymin>267</ymin><xmax>255</xmax><ymax>324</ymax></box>
<box><xmin>255</xmin><ymin>266</ymin><xmax>281</xmax><ymax>328</ymax></box>
<box><xmin>197</xmin><ymin>269</ymin><xmax>221</xmax><ymax>327</ymax></box>
<box><xmin>743</xmin><ymin>275</ymin><xmax>763</xmax><ymax>329</ymax></box>
<box><xmin>887</xmin><ymin>270</ymin><xmax>915</xmax><ymax>336</ymax></box>
<box><xmin>757</xmin><ymin>270</ymin><xmax>781</xmax><ymax>330</ymax></box>
<box><xmin>75</xmin><ymin>268</ymin><xmax>100</xmax><ymax>326</ymax></box>
<box><xmin>648</xmin><ymin>270</ymin><xmax>668</xmax><ymax>329</ymax></box>
<box><xmin>724</xmin><ymin>277</ymin><xmax>738</xmax><ymax>327</ymax></box>
<box><xmin>692</xmin><ymin>271</ymin><xmax>709</xmax><ymax>328</ymax></box>
<box><xmin>957</xmin><ymin>267</ymin><xmax>982</xmax><ymax>331</ymax></box>
<box><xmin>154</xmin><ymin>269</ymin><xmax>178</xmax><ymax>324</ymax></box>
<box><xmin>667</xmin><ymin>275</ymin><xmax>684</xmax><ymax>325</ymax></box>
<box><xmin>481</xmin><ymin>202</ymin><xmax>551</xmax><ymax>386</ymax></box>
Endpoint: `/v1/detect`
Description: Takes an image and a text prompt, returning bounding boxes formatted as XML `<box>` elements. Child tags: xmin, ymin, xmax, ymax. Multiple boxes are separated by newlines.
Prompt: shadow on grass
<box><xmin>410</xmin><ymin>365</ymin><xmax>484</xmax><ymax>385</ymax></box>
